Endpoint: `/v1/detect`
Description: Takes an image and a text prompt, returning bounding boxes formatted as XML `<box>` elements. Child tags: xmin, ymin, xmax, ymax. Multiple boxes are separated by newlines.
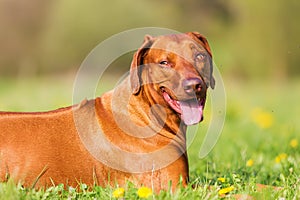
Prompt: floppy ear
<box><xmin>186</xmin><ymin>32</ymin><xmax>212</xmax><ymax>58</ymax></box>
<box><xmin>130</xmin><ymin>35</ymin><xmax>153</xmax><ymax>94</ymax></box>
<box><xmin>186</xmin><ymin>32</ymin><xmax>215</xmax><ymax>89</ymax></box>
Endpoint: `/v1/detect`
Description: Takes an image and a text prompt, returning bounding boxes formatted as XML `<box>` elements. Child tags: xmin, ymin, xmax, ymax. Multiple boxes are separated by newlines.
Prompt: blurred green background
<box><xmin>0</xmin><ymin>0</ymin><xmax>299</xmax><ymax>79</ymax></box>
<box><xmin>0</xmin><ymin>1</ymin><xmax>300</xmax><ymax>192</ymax></box>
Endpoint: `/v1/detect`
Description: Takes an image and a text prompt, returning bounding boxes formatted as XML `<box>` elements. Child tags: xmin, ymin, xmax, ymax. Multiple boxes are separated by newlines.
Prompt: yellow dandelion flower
<box><xmin>246</xmin><ymin>159</ymin><xmax>254</xmax><ymax>167</ymax></box>
<box><xmin>290</xmin><ymin>139</ymin><xmax>298</xmax><ymax>148</ymax></box>
<box><xmin>112</xmin><ymin>187</ymin><xmax>125</xmax><ymax>198</ymax></box>
<box><xmin>275</xmin><ymin>153</ymin><xmax>287</xmax><ymax>163</ymax></box>
<box><xmin>251</xmin><ymin>108</ymin><xmax>274</xmax><ymax>129</ymax></box>
<box><xmin>218</xmin><ymin>186</ymin><xmax>235</xmax><ymax>195</ymax></box>
<box><xmin>279</xmin><ymin>153</ymin><xmax>287</xmax><ymax>159</ymax></box>
<box><xmin>217</xmin><ymin>177</ymin><xmax>226</xmax><ymax>183</ymax></box>
<box><xmin>275</xmin><ymin>156</ymin><xmax>281</xmax><ymax>163</ymax></box>
<box><xmin>137</xmin><ymin>186</ymin><xmax>152</xmax><ymax>198</ymax></box>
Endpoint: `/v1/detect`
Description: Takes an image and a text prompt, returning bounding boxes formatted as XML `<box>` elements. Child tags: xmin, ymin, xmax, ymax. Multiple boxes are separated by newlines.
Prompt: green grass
<box><xmin>0</xmin><ymin>75</ymin><xmax>299</xmax><ymax>199</ymax></box>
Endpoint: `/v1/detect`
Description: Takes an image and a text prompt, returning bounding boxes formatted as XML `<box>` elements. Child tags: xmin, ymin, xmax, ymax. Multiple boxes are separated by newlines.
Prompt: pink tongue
<box><xmin>179</xmin><ymin>100</ymin><xmax>203</xmax><ymax>125</ymax></box>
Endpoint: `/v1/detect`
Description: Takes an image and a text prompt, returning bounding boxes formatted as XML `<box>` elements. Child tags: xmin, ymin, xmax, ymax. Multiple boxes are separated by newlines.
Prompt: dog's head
<box><xmin>130</xmin><ymin>32</ymin><xmax>215</xmax><ymax>126</ymax></box>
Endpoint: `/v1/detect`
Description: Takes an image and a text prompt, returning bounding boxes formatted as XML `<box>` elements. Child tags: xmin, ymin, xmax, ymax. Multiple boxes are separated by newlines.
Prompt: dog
<box><xmin>0</xmin><ymin>32</ymin><xmax>215</xmax><ymax>192</ymax></box>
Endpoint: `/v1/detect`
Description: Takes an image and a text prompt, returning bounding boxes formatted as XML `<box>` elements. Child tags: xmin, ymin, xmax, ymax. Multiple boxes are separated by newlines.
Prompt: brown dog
<box><xmin>0</xmin><ymin>32</ymin><xmax>215</xmax><ymax>191</ymax></box>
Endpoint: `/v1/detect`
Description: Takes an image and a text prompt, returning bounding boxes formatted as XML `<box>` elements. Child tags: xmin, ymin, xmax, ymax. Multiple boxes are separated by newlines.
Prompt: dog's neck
<box><xmin>84</xmin><ymin>76</ymin><xmax>188</xmax><ymax>172</ymax></box>
<box><xmin>111</xmin><ymin>77</ymin><xmax>187</xmax><ymax>147</ymax></box>
<box><xmin>75</xmin><ymin>95</ymin><xmax>187</xmax><ymax>173</ymax></box>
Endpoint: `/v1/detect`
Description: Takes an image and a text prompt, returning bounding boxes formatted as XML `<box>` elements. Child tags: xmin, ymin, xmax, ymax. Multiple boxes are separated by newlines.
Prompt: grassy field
<box><xmin>0</xmin><ymin>75</ymin><xmax>299</xmax><ymax>199</ymax></box>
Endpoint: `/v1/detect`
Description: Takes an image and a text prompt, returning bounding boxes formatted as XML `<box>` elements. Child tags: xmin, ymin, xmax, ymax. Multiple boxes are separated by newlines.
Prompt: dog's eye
<box><xmin>159</xmin><ymin>60</ymin><xmax>170</xmax><ymax>67</ymax></box>
<box><xmin>196</xmin><ymin>53</ymin><xmax>206</xmax><ymax>61</ymax></box>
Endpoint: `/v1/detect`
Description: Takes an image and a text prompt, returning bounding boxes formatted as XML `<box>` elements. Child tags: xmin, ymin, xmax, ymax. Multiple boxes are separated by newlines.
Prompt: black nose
<box><xmin>183</xmin><ymin>78</ymin><xmax>203</xmax><ymax>95</ymax></box>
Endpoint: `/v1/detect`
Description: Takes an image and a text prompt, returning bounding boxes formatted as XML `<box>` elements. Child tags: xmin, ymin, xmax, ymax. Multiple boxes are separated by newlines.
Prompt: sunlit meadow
<box><xmin>0</xmin><ymin>76</ymin><xmax>299</xmax><ymax>199</ymax></box>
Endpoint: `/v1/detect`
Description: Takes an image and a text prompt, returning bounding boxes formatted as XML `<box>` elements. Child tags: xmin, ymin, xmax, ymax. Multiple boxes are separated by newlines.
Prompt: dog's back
<box><xmin>0</xmin><ymin>105</ymin><xmax>98</xmax><ymax>187</ymax></box>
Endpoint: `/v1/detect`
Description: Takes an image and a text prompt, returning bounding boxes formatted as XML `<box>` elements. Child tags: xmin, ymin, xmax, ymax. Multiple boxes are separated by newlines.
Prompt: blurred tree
<box><xmin>213</xmin><ymin>0</ymin><xmax>300</xmax><ymax>80</ymax></box>
<box><xmin>0</xmin><ymin>0</ymin><xmax>53</xmax><ymax>76</ymax></box>
<box><xmin>38</xmin><ymin>0</ymin><xmax>236</xmax><ymax>74</ymax></box>
<box><xmin>0</xmin><ymin>0</ymin><xmax>299</xmax><ymax>79</ymax></box>
<box><xmin>284</xmin><ymin>0</ymin><xmax>300</xmax><ymax>77</ymax></box>
<box><xmin>38</xmin><ymin>0</ymin><xmax>181</xmax><ymax>74</ymax></box>
<box><xmin>175</xmin><ymin>0</ymin><xmax>235</xmax><ymax>29</ymax></box>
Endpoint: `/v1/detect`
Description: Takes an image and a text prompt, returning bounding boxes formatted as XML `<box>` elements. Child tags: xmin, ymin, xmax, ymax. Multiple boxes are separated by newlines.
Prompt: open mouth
<box><xmin>161</xmin><ymin>88</ymin><xmax>205</xmax><ymax>126</ymax></box>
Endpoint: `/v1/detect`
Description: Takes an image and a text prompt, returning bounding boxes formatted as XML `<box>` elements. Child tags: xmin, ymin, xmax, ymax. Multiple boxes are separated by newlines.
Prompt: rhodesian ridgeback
<box><xmin>0</xmin><ymin>32</ymin><xmax>215</xmax><ymax>191</ymax></box>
